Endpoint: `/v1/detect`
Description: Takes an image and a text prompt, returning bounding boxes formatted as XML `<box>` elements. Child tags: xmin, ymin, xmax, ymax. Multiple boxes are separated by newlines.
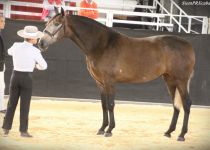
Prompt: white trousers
<box><xmin>0</xmin><ymin>71</ymin><xmax>5</xmax><ymax>110</ymax></box>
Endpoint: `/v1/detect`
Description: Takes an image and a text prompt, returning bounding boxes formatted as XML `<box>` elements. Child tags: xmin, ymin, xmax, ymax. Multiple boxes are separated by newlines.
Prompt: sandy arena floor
<box><xmin>0</xmin><ymin>97</ymin><xmax>210</xmax><ymax>150</ymax></box>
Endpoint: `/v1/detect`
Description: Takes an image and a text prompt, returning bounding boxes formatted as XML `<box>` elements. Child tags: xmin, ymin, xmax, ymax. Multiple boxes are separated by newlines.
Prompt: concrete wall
<box><xmin>3</xmin><ymin>19</ymin><xmax>210</xmax><ymax>105</ymax></box>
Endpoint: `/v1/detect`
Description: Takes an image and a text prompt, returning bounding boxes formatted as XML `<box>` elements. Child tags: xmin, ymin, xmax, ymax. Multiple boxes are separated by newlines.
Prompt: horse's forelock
<box><xmin>46</xmin><ymin>14</ymin><xmax>62</xmax><ymax>26</ymax></box>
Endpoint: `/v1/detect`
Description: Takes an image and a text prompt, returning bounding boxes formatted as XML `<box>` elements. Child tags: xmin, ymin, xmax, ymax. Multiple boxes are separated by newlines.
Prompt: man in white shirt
<box><xmin>2</xmin><ymin>26</ymin><xmax>47</xmax><ymax>138</ymax></box>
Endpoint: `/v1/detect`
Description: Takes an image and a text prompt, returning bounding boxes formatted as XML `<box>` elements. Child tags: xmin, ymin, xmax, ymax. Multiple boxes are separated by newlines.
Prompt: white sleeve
<box><xmin>35</xmin><ymin>51</ymin><xmax>48</xmax><ymax>70</ymax></box>
<box><xmin>8</xmin><ymin>43</ymin><xmax>16</xmax><ymax>56</ymax></box>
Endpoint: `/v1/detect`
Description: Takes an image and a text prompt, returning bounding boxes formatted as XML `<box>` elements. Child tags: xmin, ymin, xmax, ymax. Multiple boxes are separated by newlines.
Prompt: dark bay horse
<box><xmin>38</xmin><ymin>7</ymin><xmax>195</xmax><ymax>141</ymax></box>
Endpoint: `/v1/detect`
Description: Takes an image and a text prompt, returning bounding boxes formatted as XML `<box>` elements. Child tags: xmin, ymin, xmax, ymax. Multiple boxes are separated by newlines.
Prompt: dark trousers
<box><xmin>2</xmin><ymin>70</ymin><xmax>32</xmax><ymax>132</ymax></box>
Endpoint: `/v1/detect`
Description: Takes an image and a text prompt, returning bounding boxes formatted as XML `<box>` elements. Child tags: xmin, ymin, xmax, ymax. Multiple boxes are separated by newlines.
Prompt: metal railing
<box><xmin>0</xmin><ymin>0</ymin><xmax>208</xmax><ymax>34</ymax></box>
<box><xmin>153</xmin><ymin>0</ymin><xmax>208</xmax><ymax>34</ymax></box>
<box><xmin>0</xmin><ymin>0</ymin><xmax>174</xmax><ymax>31</ymax></box>
<box><xmin>64</xmin><ymin>0</ymin><xmax>154</xmax><ymax>11</ymax></box>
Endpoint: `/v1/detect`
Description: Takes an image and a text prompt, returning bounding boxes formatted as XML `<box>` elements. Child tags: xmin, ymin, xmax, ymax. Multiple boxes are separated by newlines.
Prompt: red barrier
<box><xmin>0</xmin><ymin>0</ymin><xmax>76</xmax><ymax>21</ymax></box>
<box><xmin>11</xmin><ymin>0</ymin><xmax>43</xmax><ymax>20</ymax></box>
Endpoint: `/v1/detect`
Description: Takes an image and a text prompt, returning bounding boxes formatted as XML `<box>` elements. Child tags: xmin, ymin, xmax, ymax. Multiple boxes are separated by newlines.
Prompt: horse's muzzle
<box><xmin>38</xmin><ymin>39</ymin><xmax>48</xmax><ymax>51</ymax></box>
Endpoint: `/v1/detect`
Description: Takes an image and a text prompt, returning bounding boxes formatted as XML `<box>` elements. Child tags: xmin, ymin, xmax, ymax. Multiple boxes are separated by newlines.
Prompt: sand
<box><xmin>0</xmin><ymin>97</ymin><xmax>210</xmax><ymax>150</ymax></box>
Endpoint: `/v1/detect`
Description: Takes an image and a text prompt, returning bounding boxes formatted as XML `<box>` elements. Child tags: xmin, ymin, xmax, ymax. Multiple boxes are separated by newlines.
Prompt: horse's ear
<box><xmin>61</xmin><ymin>7</ymin><xmax>65</xmax><ymax>17</ymax></box>
<box><xmin>54</xmin><ymin>6</ymin><xmax>59</xmax><ymax>15</ymax></box>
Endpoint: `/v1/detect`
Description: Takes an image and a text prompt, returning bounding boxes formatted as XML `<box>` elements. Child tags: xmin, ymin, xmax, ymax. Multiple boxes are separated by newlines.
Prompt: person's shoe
<box><xmin>20</xmin><ymin>132</ymin><xmax>33</xmax><ymax>138</ymax></box>
<box><xmin>0</xmin><ymin>109</ymin><xmax>6</xmax><ymax>114</ymax></box>
<box><xmin>3</xmin><ymin>129</ymin><xmax>9</xmax><ymax>137</ymax></box>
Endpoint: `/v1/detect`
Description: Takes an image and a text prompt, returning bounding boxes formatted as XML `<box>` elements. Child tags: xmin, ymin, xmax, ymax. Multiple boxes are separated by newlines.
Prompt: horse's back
<box><xmin>113</xmin><ymin>35</ymin><xmax>195</xmax><ymax>82</ymax></box>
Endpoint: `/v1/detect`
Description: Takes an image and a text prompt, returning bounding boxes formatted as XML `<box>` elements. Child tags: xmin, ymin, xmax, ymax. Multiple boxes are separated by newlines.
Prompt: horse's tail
<box><xmin>174</xmin><ymin>88</ymin><xmax>182</xmax><ymax>110</ymax></box>
<box><xmin>187</xmin><ymin>70</ymin><xmax>194</xmax><ymax>94</ymax></box>
<box><xmin>174</xmin><ymin>70</ymin><xmax>194</xmax><ymax>110</ymax></box>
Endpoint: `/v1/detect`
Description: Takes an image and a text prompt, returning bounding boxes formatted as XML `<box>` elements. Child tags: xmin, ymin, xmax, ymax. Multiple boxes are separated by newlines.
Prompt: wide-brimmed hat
<box><xmin>17</xmin><ymin>26</ymin><xmax>44</xmax><ymax>39</ymax></box>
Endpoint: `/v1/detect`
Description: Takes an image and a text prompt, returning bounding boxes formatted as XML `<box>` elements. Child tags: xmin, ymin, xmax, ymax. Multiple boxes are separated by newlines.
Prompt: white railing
<box><xmin>153</xmin><ymin>0</ymin><xmax>208</xmax><ymax>34</ymax></box>
<box><xmin>65</xmin><ymin>6</ymin><xmax>174</xmax><ymax>30</ymax></box>
<box><xmin>64</xmin><ymin>0</ymin><xmax>153</xmax><ymax>11</ymax></box>
<box><xmin>0</xmin><ymin>0</ymin><xmax>208</xmax><ymax>34</ymax></box>
<box><xmin>0</xmin><ymin>0</ymin><xmax>174</xmax><ymax>31</ymax></box>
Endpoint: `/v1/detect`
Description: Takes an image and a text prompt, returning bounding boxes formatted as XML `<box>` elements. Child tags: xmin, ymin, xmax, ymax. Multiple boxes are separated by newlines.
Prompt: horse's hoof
<box><xmin>177</xmin><ymin>136</ymin><xmax>185</xmax><ymax>141</ymax></box>
<box><xmin>164</xmin><ymin>133</ymin><xmax>171</xmax><ymax>138</ymax></box>
<box><xmin>97</xmin><ymin>130</ymin><xmax>105</xmax><ymax>135</ymax></box>
<box><xmin>104</xmin><ymin>132</ymin><xmax>112</xmax><ymax>137</ymax></box>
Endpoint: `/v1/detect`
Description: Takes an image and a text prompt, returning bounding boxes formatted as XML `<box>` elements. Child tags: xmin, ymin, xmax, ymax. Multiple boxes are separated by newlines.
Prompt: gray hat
<box><xmin>17</xmin><ymin>26</ymin><xmax>44</xmax><ymax>39</ymax></box>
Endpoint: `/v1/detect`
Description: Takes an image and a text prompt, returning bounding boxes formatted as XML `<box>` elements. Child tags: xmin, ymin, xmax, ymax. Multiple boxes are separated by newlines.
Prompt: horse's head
<box><xmin>38</xmin><ymin>7</ymin><xmax>65</xmax><ymax>51</ymax></box>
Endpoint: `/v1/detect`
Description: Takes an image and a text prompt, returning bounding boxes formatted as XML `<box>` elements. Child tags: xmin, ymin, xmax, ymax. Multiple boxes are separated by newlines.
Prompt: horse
<box><xmin>38</xmin><ymin>7</ymin><xmax>195</xmax><ymax>141</ymax></box>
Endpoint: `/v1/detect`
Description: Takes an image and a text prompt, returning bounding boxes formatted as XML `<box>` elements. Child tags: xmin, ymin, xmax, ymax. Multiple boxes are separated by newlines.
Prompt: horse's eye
<box><xmin>54</xmin><ymin>22</ymin><xmax>60</xmax><ymax>26</ymax></box>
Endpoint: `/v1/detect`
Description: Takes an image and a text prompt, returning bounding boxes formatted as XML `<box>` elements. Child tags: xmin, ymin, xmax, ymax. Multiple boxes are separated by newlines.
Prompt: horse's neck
<box><xmin>66</xmin><ymin>16</ymin><xmax>117</xmax><ymax>56</ymax></box>
<box><xmin>69</xmin><ymin>33</ymin><xmax>93</xmax><ymax>56</ymax></box>
<box><xmin>69</xmin><ymin>20</ymin><xmax>101</xmax><ymax>54</ymax></box>
<box><xmin>70</xmin><ymin>35</ymin><xmax>87</xmax><ymax>53</ymax></box>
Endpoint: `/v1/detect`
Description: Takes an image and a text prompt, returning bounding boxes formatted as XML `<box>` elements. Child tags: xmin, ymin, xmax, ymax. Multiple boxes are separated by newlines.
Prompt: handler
<box><xmin>0</xmin><ymin>14</ymin><xmax>6</xmax><ymax>113</ymax></box>
<box><xmin>2</xmin><ymin>26</ymin><xmax>47</xmax><ymax>137</ymax></box>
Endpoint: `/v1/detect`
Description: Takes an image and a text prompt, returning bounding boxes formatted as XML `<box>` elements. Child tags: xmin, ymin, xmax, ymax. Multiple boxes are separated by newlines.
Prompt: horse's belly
<box><xmin>115</xmin><ymin>73</ymin><xmax>161</xmax><ymax>83</ymax></box>
<box><xmin>114</xmin><ymin>65</ymin><xmax>165</xmax><ymax>83</ymax></box>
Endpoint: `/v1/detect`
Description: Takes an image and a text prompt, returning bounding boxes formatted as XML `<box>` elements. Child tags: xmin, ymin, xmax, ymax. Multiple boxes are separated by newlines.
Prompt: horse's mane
<box><xmin>67</xmin><ymin>15</ymin><xmax>120</xmax><ymax>36</ymax></box>
<box><xmin>48</xmin><ymin>14</ymin><xmax>119</xmax><ymax>36</ymax></box>
<box><xmin>66</xmin><ymin>15</ymin><xmax>122</xmax><ymax>49</ymax></box>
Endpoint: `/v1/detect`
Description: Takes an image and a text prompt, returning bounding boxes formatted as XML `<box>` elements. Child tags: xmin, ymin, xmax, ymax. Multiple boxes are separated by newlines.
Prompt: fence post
<box><xmin>208</xmin><ymin>18</ymin><xmax>210</xmax><ymax>34</ymax></box>
<box><xmin>202</xmin><ymin>17</ymin><xmax>208</xmax><ymax>34</ymax></box>
<box><xmin>169</xmin><ymin>2</ymin><xmax>173</xmax><ymax>24</ymax></box>
<box><xmin>105</xmin><ymin>12</ymin><xmax>109</xmax><ymax>27</ymax></box>
<box><xmin>156</xmin><ymin>16</ymin><xmax>160</xmax><ymax>31</ymax></box>
<box><xmin>3</xmin><ymin>1</ymin><xmax>11</xmax><ymax>18</ymax></box>
<box><xmin>178</xmin><ymin>11</ymin><xmax>182</xmax><ymax>32</ymax></box>
<box><xmin>106</xmin><ymin>11</ymin><xmax>113</xmax><ymax>27</ymax></box>
<box><xmin>187</xmin><ymin>18</ymin><xmax>192</xmax><ymax>33</ymax></box>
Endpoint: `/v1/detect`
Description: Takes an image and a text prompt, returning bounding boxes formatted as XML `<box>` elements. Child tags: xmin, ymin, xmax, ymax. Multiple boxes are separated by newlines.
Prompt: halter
<box><xmin>44</xmin><ymin>23</ymin><xmax>64</xmax><ymax>38</ymax></box>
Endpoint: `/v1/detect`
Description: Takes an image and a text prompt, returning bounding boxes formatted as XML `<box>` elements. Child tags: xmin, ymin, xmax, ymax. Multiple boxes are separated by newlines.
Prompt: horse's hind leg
<box><xmin>176</xmin><ymin>79</ymin><xmax>192</xmax><ymax>141</ymax></box>
<box><xmin>163</xmin><ymin>75</ymin><xmax>180</xmax><ymax>138</ymax></box>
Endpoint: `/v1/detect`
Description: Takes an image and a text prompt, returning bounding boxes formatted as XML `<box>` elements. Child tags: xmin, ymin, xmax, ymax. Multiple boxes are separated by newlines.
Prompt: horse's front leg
<box><xmin>97</xmin><ymin>92</ymin><xmax>109</xmax><ymax>135</ymax></box>
<box><xmin>104</xmin><ymin>93</ymin><xmax>115</xmax><ymax>137</ymax></box>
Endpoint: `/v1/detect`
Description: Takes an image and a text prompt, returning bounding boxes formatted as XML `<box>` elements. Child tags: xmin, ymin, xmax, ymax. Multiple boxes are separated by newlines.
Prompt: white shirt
<box><xmin>8</xmin><ymin>41</ymin><xmax>47</xmax><ymax>72</ymax></box>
